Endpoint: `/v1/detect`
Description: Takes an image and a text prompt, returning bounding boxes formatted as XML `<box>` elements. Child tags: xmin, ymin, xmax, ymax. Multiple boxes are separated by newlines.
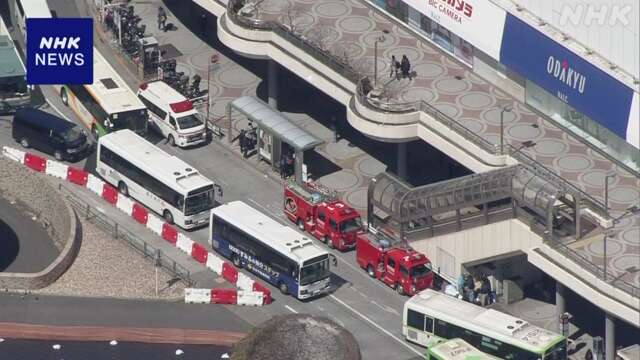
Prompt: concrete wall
<box><xmin>410</xmin><ymin>218</ymin><xmax>543</xmax><ymax>283</ymax></box>
<box><xmin>0</xmin><ymin>157</ymin><xmax>80</xmax><ymax>291</ymax></box>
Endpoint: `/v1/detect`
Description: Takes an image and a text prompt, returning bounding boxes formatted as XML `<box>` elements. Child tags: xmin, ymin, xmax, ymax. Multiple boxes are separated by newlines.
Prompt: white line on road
<box><xmin>284</xmin><ymin>305</ymin><xmax>298</xmax><ymax>314</ymax></box>
<box><xmin>329</xmin><ymin>294</ymin><xmax>422</xmax><ymax>357</ymax></box>
<box><xmin>247</xmin><ymin>198</ymin><xmax>285</xmax><ymax>222</ymax></box>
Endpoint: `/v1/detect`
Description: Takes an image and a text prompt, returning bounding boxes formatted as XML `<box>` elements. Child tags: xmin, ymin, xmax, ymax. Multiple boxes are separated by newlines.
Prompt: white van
<box><xmin>137</xmin><ymin>81</ymin><xmax>206</xmax><ymax>147</ymax></box>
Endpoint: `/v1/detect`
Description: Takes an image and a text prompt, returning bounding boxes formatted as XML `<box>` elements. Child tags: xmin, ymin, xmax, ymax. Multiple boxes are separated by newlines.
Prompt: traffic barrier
<box><xmin>24</xmin><ymin>153</ymin><xmax>46</xmax><ymax>172</ymax></box>
<box><xmin>176</xmin><ymin>234</ymin><xmax>193</xmax><ymax>254</ymax></box>
<box><xmin>86</xmin><ymin>174</ymin><xmax>105</xmax><ymax>196</ymax></box>
<box><xmin>222</xmin><ymin>262</ymin><xmax>238</xmax><ymax>284</ymax></box>
<box><xmin>205</xmin><ymin>252</ymin><xmax>224</xmax><ymax>275</ymax></box>
<box><xmin>236</xmin><ymin>272</ymin><xmax>254</xmax><ymax>291</ymax></box>
<box><xmin>116</xmin><ymin>195</ymin><xmax>134</xmax><ymax>215</ymax></box>
<box><xmin>211</xmin><ymin>288</ymin><xmax>237</xmax><ymax>305</ymax></box>
<box><xmin>45</xmin><ymin>159</ymin><xmax>68</xmax><ymax>179</ymax></box>
<box><xmin>2</xmin><ymin>146</ymin><xmax>25</xmax><ymax>163</ymax></box>
<box><xmin>253</xmin><ymin>282</ymin><xmax>272</xmax><ymax>305</ymax></box>
<box><xmin>146</xmin><ymin>214</ymin><xmax>164</xmax><ymax>236</ymax></box>
<box><xmin>131</xmin><ymin>203</ymin><xmax>149</xmax><ymax>225</ymax></box>
<box><xmin>67</xmin><ymin>166</ymin><xmax>89</xmax><ymax>186</ymax></box>
<box><xmin>161</xmin><ymin>223</ymin><xmax>178</xmax><ymax>244</ymax></box>
<box><xmin>191</xmin><ymin>243</ymin><xmax>208</xmax><ymax>264</ymax></box>
<box><xmin>237</xmin><ymin>290</ymin><xmax>264</xmax><ymax>306</ymax></box>
<box><xmin>184</xmin><ymin>288</ymin><xmax>212</xmax><ymax>304</ymax></box>
<box><xmin>2</xmin><ymin>147</ymin><xmax>273</xmax><ymax>307</ymax></box>
<box><xmin>102</xmin><ymin>184</ymin><xmax>119</xmax><ymax>205</ymax></box>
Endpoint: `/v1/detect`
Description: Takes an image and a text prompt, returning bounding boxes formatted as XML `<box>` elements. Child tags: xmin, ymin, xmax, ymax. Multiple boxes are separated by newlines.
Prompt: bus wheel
<box><xmin>296</xmin><ymin>218</ymin><xmax>305</xmax><ymax>231</ymax></box>
<box><xmin>168</xmin><ymin>135</ymin><xmax>176</xmax><ymax>146</ymax></box>
<box><xmin>60</xmin><ymin>88</ymin><xmax>69</xmax><ymax>106</ymax></box>
<box><xmin>163</xmin><ymin>210</ymin><xmax>174</xmax><ymax>224</ymax></box>
<box><xmin>19</xmin><ymin>138</ymin><xmax>30</xmax><ymax>148</ymax></box>
<box><xmin>279</xmin><ymin>282</ymin><xmax>289</xmax><ymax>295</ymax></box>
<box><xmin>367</xmin><ymin>265</ymin><xmax>376</xmax><ymax>278</ymax></box>
<box><xmin>232</xmin><ymin>254</ymin><xmax>242</xmax><ymax>268</ymax></box>
<box><xmin>117</xmin><ymin>181</ymin><xmax>129</xmax><ymax>197</ymax></box>
<box><xmin>396</xmin><ymin>283</ymin><xmax>405</xmax><ymax>296</ymax></box>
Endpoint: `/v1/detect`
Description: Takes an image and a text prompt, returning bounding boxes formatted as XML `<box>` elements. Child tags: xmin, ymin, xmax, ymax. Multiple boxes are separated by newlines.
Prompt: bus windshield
<box><xmin>544</xmin><ymin>340</ymin><xmax>567</xmax><ymax>360</ymax></box>
<box><xmin>184</xmin><ymin>188</ymin><xmax>215</xmax><ymax>216</ymax></box>
<box><xmin>340</xmin><ymin>217</ymin><xmax>362</xmax><ymax>233</ymax></box>
<box><xmin>177</xmin><ymin>114</ymin><xmax>203</xmax><ymax>130</ymax></box>
<box><xmin>300</xmin><ymin>257</ymin><xmax>330</xmax><ymax>286</ymax></box>
<box><xmin>112</xmin><ymin>109</ymin><xmax>147</xmax><ymax>132</ymax></box>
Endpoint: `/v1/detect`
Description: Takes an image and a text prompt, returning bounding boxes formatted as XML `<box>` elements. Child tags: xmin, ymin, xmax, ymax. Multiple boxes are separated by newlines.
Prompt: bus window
<box><xmin>407</xmin><ymin>309</ymin><xmax>425</xmax><ymax>331</ymax></box>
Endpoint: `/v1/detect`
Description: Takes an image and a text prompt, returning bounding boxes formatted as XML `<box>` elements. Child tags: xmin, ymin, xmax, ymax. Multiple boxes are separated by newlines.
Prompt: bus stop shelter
<box><xmin>226</xmin><ymin>96</ymin><xmax>323</xmax><ymax>185</ymax></box>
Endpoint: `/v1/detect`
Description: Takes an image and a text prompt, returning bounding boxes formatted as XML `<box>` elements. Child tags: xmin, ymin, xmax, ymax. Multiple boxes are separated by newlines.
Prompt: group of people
<box><xmin>238</xmin><ymin>123</ymin><xmax>257</xmax><ymax>158</ymax></box>
<box><xmin>456</xmin><ymin>272</ymin><xmax>496</xmax><ymax>306</ymax></box>
<box><xmin>390</xmin><ymin>54</ymin><xmax>413</xmax><ymax>80</ymax></box>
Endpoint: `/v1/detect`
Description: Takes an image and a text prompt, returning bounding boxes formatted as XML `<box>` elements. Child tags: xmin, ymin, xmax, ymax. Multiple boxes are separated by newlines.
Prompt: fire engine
<box><xmin>284</xmin><ymin>180</ymin><xmax>363</xmax><ymax>251</ymax></box>
<box><xmin>356</xmin><ymin>228</ymin><xmax>434</xmax><ymax>296</ymax></box>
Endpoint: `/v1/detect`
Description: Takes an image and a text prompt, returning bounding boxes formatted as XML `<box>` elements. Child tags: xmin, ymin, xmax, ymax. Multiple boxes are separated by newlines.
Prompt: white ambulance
<box><xmin>137</xmin><ymin>81</ymin><xmax>206</xmax><ymax>148</ymax></box>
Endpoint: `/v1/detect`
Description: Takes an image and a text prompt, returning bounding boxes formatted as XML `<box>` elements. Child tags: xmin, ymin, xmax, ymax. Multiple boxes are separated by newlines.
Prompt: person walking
<box><xmin>239</xmin><ymin>129</ymin><xmax>246</xmax><ymax>158</ymax></box>
<box><xmin>279</xmin><ymin>155</ymin><xmax>287</xmax><ymax>179</ymax></box>
<box><xmin>390</xmin><ymin>55</ymin><xmax>397</xmax><ymax>78</ymax></box>
<box><xmin>157</xmin><ymin>6</ymin><xmax>167</xmax><ymax>31</ymax></box>
<box><xmin>401</xmin><ymin>54</ymin><xmax>412</xmax><ymax>80</ymax></box>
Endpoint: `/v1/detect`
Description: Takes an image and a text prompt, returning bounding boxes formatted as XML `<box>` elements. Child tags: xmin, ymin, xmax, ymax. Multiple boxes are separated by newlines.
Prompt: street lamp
<box><xmin>499</xmin><ymin>105</ymin><xmax>512</xmax><ymax>155</ymax></box>
<box><xmin>207</xmin><ymin>53</ymin><xmax>220</xmax><ymax>135</ymax></box>
<box><xmin>604</xmin><ymin>172</ymin><xmax>616</xmax><ymax>218</ymax></box>
<box><xmin>373</xmin><ymin>29</ymin><xmax>389</xmax><ymax>86</ymax></box>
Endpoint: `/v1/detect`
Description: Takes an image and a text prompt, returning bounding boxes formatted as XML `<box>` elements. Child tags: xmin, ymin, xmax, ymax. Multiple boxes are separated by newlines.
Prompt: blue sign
<box><xmin>500</xmin><ymin>15</ymin><xmax>634</xmax><ymax>139</ymax></box>
<box><xmin>26</xmin><ymin>18</ymin><xmax>93</xmax><ymax>85</ymax></box>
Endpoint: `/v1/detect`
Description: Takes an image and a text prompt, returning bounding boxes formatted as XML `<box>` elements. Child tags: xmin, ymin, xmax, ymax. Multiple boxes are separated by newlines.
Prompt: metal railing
<box><xmin>59</xmin><ymin>184</ymin><xmax>194</xmax><ymax>286</ymax></box>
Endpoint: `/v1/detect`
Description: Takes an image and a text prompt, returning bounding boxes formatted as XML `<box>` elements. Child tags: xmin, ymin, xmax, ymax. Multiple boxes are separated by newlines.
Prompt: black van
<box><xmin>12</xmin><ymin>107</ymin><xmax>92</xmax><ymax>161</ymax></box>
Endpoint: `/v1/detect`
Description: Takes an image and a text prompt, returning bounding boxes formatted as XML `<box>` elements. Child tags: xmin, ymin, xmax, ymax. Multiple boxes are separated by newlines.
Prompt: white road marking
<box><xmin>284</xmin><ymin>305</ymin><xmax>298</xmax><ymax>314</ymax></box>
<box><xmin>329</xmin><ymin>294</ymin><xmax>422</xmax><ymax>357</ymax></box>
<box><xmin>247</xmin><ymin>198</ymin><xmax>285</xmax><ymax>221</ymax></box>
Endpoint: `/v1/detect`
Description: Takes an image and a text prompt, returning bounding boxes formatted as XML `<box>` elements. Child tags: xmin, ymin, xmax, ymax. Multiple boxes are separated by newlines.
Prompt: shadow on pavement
<box><xmin>0</xmin><ymin>217</ymin><xmax>20</xmax><ymax>271</ymax></box>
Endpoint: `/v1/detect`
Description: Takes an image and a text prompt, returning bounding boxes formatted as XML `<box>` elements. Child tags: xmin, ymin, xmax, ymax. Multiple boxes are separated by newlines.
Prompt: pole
<box><xmin>603</xmin><ymin>233</ymin><xmax>607</xmax><ymax>281</ymax></box>
<box><xmin>605</xmin><ymin>313</ymin><xmax>615</xmax><ymax>360</ymax></box>
<box><xmin>500</xmin><ymin>110</ymin><xmax>504</xmax><ymax>155</ymax></box>
<box><xmin>207</xmin><ymin>61</ymin><xmax>211</xmax><ymax>133</ymax></box>
<box><xmin>604</xmin><ymin>173</ymin><xmax>616</xmax><ymax>218</ymax></box>
<box><xmin>374</xmin><ymin>40</ymin><xmax>378</xmax><ymax>86</ymax></box>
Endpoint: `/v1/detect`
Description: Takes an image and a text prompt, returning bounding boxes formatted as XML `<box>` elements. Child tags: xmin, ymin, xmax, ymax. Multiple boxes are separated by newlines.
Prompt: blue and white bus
<box><xmin>209</xmin><ymin>201</ymin><xmax>335</xmax><ymax>300</ymax></box>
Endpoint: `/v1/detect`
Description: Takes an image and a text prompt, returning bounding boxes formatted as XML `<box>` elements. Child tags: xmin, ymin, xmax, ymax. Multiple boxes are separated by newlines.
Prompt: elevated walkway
<box><xmin>368</xmin><ymin>171</ymin><xmax>640</xmax><ymax>326</ymax></box>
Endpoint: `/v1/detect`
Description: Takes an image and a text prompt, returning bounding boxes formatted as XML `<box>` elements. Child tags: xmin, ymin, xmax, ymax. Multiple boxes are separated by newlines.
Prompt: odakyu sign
<box><xmin>500</xmin><ymin>14</ymin><xmax>638</xmax><ymax>148</ymax></box>
<box><xmin>403</xmin><ymin>0</ymin><xmax>507</xmax><ymax>59</ymax></box>
<box><xmin>26</xmin><ymin>18</ymin><xmax>93</xmax><ymax>85</ymax></box>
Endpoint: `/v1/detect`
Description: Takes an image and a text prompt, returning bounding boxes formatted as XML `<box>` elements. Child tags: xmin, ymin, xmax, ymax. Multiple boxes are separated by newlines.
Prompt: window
<box><xmin>138</xmin><ymin>94</ymin><xmax>167</xmax><ymax>120</ymax></box>
<box><xmin>318</xmin><ymin>210</ymin><xmax>326</xmax><ymax>222</ymax></box>
<box><xmin>169</xmin><ymin>116</ymin><xmax>176</xmax><ymax>128</ymax></box>
<box><xmin>425</xmin><ymin>316</ymin><xmax>434</xmax><ymax>333</ymax></box>
<box><xmin>387</xmin><ymin>258</ymin><xmax>396</xmax><ymax>269</ymax></box>
<box><xmin>16</xmin><ymin>0</ymin><xmax>24</xmax><ymax>17</ymax></box>
<box><xmin>69</xmin><ymin>85</ymin><xmax>108</xmax><ymax>126</ymax></box>
<box><xmin>407</xmin><ymin>309</ymin><xmax>425</xmax><ymax>330</ymax></box>
<box><xmin>399</xmin><ymin>265</ymin><xmax>409</xmax><ymax>277</ymax></box>
<box><xmin>329</xmin><ymin>219</ymin><xmax>337</xmax><ymax>231</ymax></box>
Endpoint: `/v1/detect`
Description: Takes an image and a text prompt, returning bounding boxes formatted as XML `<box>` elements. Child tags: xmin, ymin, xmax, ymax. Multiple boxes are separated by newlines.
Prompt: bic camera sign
<box><xmin>26</xmin><ymin>18</ymin><xmax>93</xmax><ymax>85</ymax></box>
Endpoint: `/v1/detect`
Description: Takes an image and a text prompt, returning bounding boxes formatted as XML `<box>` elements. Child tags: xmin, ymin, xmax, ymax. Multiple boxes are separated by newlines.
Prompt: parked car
<box><xmin>12</xmin><ymin>107</ymin><xmax>92</xmax><ymax>161</ymax></box>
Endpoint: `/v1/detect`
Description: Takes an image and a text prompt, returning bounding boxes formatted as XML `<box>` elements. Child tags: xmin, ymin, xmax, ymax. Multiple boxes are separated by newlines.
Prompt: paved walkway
<box><xmin>213</xmin><ymin>0</ymin><xmax>640</xmax><ymax>290</ymax></box>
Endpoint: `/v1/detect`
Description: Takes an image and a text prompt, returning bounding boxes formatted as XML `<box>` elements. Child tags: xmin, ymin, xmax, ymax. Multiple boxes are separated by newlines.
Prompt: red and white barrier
<box><xmin>185</xmin><ymin>288</ymin><xmax>264</xmax><ymax>306</ymax></box>
<box><xmin>2</xmin><ymin>146</ymin><xmax>272</xmax><ymax>306</ymax></box>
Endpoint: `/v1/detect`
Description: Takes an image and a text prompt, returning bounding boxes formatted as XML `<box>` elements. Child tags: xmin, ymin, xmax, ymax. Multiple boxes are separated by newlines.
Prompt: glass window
<box><xmin>329</xmin><ymin>219</ymin><xmax>338</xmax><ymax>231</ymax></box>
<box><xmin>544</xmin><ymin>340</ymin><xmax>567</xmax><ymax>360</ymax></box>
<box><xmin>69</xmin><ymin>85</ymin><xmax>108</xmax><ymax>126</ymax></box>
<box><xmin>387</xmin><ymin>258</ymin><xmax>396</xmax><ymax>268</ymax></box>
<box><xmin>137</xmin><ymin>94</ymin><xmax>167</xmax><ymax>120</ymax></box>
<box><xmin>299</xmin><ymin>257</ymin><xmax>330</xmax><ymax>285</ymax></box>
<box><xmin>0</xmin><ymin>76</ymin><xmax>28</xmax><ymax>96</ymax></box>
<box><xmin>318</xmin><ymin>210</ymin><xmax>326</xmax><ymax>222</ymax></box>
<box><xmin>407</xmin><ymin>309</ymin><xmax>425</xmax><ymax>330</ymax></box>
<box><xmin>399</xmin><ymin>265</ymin><xmax>409</xmax><ymax>277</ymax></box>
<box><xmin>184</xmin><ymin>188</ymin><xmax>214</xmax><ymax>216</ymax></box>
<box><xmin>176</xmin><ymin>114</ymin><xmax>203</xmax><ymax>129</ymax></box>
<box><xmin>410</xmin><ymin>263</ymin><xmax>432</xmax><ymax>278</ymax></box>
<box><xmin>425</xmin><ymin>316</ymin><xmax>434</xmax><ymax>333</ymax></box>
<box><xmin>169</xmin><ymin>116</ymin><xmax>176</xmax><ymax>128</ymax></box>
<box><xmin>339</xmin><ymin>217</ymin><xmax>362</xmax><ymax>233</ymax></box>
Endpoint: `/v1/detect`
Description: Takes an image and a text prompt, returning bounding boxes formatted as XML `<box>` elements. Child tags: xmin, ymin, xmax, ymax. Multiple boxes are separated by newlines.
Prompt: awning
<box><xmin>227</xmin><ymin>96</ymin><xmax>323</xmax><ymax>152</ymax></box>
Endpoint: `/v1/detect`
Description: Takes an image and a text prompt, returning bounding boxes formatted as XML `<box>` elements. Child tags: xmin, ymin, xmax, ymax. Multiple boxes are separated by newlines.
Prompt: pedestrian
<box><xmin>401</xmin><ymin>54</ymin><xmax>411</xmax><ymax>80</ymax></box>
<box><xmin>279</xmin><ymin>155</ymin><xmax>287</xmax><ymax>179</ymax></box>
<box><xmin>286</xmin><ymin>153</ymin><xmax>294</xmax><ymax>178</ymax></box>
<box><xmin>200</xmin><ymin>14</ymin><xmax>208</xmax><ymax>37</ymax></box>
<box><xmin>239</xmin><ymin>129</ymin><xmax>246</xmax><ymax>157</ymax></box>
<box><xmin>389</xmin><ymin>55</ymin><xmax>397</xmax><ymax>78</ymax></box>
<box><xmin>487</xmin><ymin>273</ymin><xmax>497</xmax><ymax>304</ymax></box>
<box><xmin>473</xmin><ymin>275</ymin><xmax>482</xmax><ymax>304</ymax></box>
<box><xmin>479</xmin><ymin>275</ymin><xmax>490</xmax><ymax>306</ymax></box>
<box><xmin>158</xmin><ymin>6</ymin><xmax>167</xmax><ymax>31</ymax></box>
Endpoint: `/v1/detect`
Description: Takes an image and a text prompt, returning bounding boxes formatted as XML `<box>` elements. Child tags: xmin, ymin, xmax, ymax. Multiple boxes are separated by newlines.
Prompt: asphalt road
<box><xmin>0</xmin><ymin>0</ymin><xmax>425</xmax><ymax>358</ymax></box>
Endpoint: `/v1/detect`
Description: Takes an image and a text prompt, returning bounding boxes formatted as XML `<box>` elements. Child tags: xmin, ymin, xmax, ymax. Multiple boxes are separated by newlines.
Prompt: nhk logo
<box><xmin>26</xmin><ymin>18</ymin><xmax>93</xmax><ymax>85</ymax></box>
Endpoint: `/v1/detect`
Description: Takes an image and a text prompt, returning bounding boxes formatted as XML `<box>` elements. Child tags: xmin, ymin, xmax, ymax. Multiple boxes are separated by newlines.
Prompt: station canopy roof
<box><xmin>228</xmin><ymin>96</ymin><xmax>323</xmax><ymax>152</ymax></box>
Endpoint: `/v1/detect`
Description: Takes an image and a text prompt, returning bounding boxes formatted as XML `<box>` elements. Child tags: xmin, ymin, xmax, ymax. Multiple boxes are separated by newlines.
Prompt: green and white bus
<box><xmin>404</xmin><ymin>290</ymin><xmax>567</xmax><ymax>360</ymax></box>
<box><xmin>426</xmin><ymin>338</ymin><xmax>500</xmax><ymax>360</ymax></box>
<box><xmin>58</xmin><ymin>48</ymin><xmax>148</xmax><ymax>139</ymax></box>
<box><xmin>0</xmin><ymin>15</ymin><xmax>29</xmax><ymax>112</ymax></box>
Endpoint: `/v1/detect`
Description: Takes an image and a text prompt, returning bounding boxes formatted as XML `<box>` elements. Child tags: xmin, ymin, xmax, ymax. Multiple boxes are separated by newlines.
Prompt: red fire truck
<box><xmin>356</xmin><ymin>229</ymin><xmax>434</xmax><ymax>296</ymax></box>
<box><xmin>284</xmin><ymin>181</ymin><xmax>363</xmax><ymax>251</ymax></box>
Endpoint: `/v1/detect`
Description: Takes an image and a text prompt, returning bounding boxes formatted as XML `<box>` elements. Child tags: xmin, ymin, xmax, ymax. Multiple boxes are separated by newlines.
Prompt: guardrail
<box><xmin>58</xmin><ymin>184</ymin><xmax>194</xmax><ymax>286</ymax></box>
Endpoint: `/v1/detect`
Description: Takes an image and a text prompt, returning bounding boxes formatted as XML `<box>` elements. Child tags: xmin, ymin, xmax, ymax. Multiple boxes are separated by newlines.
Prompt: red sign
<box><xmin>428</xmin><ymin>0</ymin><xmax>473</xmax><ymax>23</ymax></box>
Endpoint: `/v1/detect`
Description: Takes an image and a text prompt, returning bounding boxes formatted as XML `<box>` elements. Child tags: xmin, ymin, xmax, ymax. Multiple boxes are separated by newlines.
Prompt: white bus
<box><xmin>13</xmin><ymin>0</ymin><xmax>52</xmax><ymax>42</ymax></box>
<box><xmin>0</xmin><ymin>15</ymin><xmax>30</xmax><ymax>112</ymax></box>
<box><xmin>403</xmin><ymin>289</ymin><xmax>567</xmax><ymax>360</ymax></box>
<box><xmin>426</xmin><ymin>338</ymin><xmax>500</xmax><ymax>360</ymax></box>
<box><xmin>59</xmin><ymin>48</ymin><xmax>148</xmax><ymax>139</ymax></box>
<box><xmin>97</xmin><ymin>129</ymin><xmax>222</xmax><ymax>229</ymax></box>
<box><xmin>210</xmin><ymin>201</ymin><xmax>335</xmax><ymax>300</ymax></box>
